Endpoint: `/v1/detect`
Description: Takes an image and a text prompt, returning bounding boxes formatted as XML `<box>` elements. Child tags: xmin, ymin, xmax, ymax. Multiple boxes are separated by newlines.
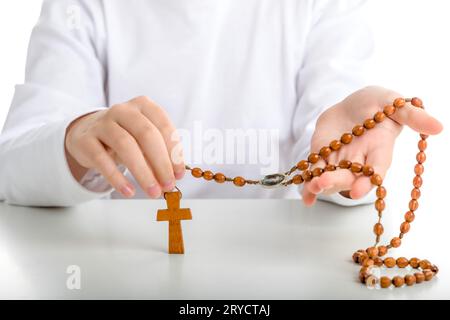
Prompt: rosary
<box><xmin>157</xmin><ymin>97</ymin><xmax>438</xmax><ymax>289</ymax></box>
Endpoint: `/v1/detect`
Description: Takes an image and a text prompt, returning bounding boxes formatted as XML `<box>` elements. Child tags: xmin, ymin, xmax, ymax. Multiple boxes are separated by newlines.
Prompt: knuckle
<box><xmin>136</xmin><ymin>124</ymin><xmax>157</xmax><ymax>141</ymax></box>
<box><xmin>115</xmin><ymin>135</ymin><xmax>133</xmax><ymax>150</ymax></box>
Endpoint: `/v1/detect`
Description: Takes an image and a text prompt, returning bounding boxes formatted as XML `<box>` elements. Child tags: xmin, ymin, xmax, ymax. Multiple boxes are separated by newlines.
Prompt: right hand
<box><xmin>65</xmin><ymin>96</ymin><xmax>185</xmax><ymax>198</ymax></box>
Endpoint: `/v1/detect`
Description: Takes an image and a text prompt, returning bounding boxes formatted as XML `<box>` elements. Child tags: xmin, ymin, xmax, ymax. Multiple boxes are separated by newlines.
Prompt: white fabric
<box><xmin>0</xmin><ymin>0</ymin><xmax>375</xmax><ymax>206</ymax></box>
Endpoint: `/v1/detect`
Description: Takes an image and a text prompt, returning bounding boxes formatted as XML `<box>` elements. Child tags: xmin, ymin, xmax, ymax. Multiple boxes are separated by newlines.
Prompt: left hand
<box><xmin>301</xmin><ymin>86</ymin><xmax>443</xmax><ymax>206</ymax></box>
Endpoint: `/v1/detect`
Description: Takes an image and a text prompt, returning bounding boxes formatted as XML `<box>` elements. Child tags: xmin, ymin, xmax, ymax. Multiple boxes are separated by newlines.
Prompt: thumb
<box><xmin>391</xmin><ymin>101</ymin><xmax>443</xmax><ymax>135</ymax></box>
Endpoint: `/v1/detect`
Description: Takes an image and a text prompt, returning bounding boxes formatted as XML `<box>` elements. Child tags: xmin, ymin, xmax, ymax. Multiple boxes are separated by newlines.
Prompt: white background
<box><xmin>0</xmin><ymin>0</ymin><xmax>449</xmax><ymax>197</ymax></box>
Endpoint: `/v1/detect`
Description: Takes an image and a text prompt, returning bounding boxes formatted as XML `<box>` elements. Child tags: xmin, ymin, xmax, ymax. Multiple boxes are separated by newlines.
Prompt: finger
<box><xmin>97</xmin><ymin>122</ymin><xmax>162</xmax><ymax>198</ymax></box>
<box><xmin>301</xmin><ymin>187</ymin><xmax>317</xmax><ymax>207</ymax></box>
<box><xmin>131</xmin><ymin>96</ymin><xmax>186</xmax><ymax>180</ymax></box>
<box><xmin>317</xmin><ymin>169</ymin><xmax>357</xmax><ymax>195</ymax></box>
<box><xmin>84</xmin><ymin>138</ymin><xmax>136</xmax><ymax>198</ymax></box>
<box><xmin>390</xmin><ymin>103</ymin><xmax>443</xmax><ymax>135</ymax></box>
<box><xmin>113</xmin><ymin>108</ymin><xmax>176</xmax><ymax>192</ymax></box>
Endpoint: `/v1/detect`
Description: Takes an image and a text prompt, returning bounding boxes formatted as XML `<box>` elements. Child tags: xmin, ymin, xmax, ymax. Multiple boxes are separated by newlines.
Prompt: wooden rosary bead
<box><xmin>424</xmin><ymin>270</ymin><xmax>434</xmax><ymax>281</ymax></box>
<box><xmin>411</xmin><ymin>188</ymin><xmax>421</xmax><ymax>200</ymax></box>
<box><xmin>319</xmin><ymin>147</ymin><xmax>332</xmax><ymax>159</ymax></box>
<box><xmin>308</xmin><ymin>153</ymin><xmax>320</xmax><ymax>164</ymax></box>
<box><xmin>396</xmin><ymin>257</ymin><xmax>409</xmax><ymax>268</ymax></box>
<box><xmin>312</xmin><ymin>167</ymin><xmax>324</xmax><ymax>177</ymax></box>
<box><xmin>374</xmin><ymin>111</ymin><xmax>386</xmax><ymax>123</ymax></box>
<box><xmin>375</xmin><ymin>199</ymin><xmax>385</xmax><ymax>211</ymax></box>
<box><xmin>413</xmin><ymin>176</ymin><xmax>423</xmax><ymax>188</ymax></box>
<box><xmin>364</xmin><ymin>119</ymin><xmax>376</xmax><ymax>129</ymax></box>
<box><xmin>214</xmin><ymin>173</ymin><xmax>226</xmax><ymax>183</ymax></box>
<box><xmin>324</xmin><ymin>164</ymin><xmax>336</xmax><ymax>172</ymax></box>
<box><xmin>409</xmin><ymin>199</ymin><xmax>419</xmax><ymax>212</ymax></box>
<box><xmin>383</xmin><ymin>105</ymin><xmax>396</xmax><ymax>116</ymax></box>
<box><xmin>373</xmin><ymin>223</ymin><xmax>384</xmax><ymax>236</ymax></box>
<box><xmin>390</xmin><ymin>237</ymin><xmax>401</xmax><ymax>248</ymax></box>
<box><xmin>400</xmin><ymin>222</ymin><xmax>411</xmax><ymax>234</ymax></box>
<box><xmin>419</xmin><ymin>259</ymin><xmax>432</xmax><ymax>270</ymax></box>
<box><xmin>362</xmin><ymin>165</ymin><xmax>374</xmax><ymax>177</ymax></box>
<box><xmin>352</xmin><ymin>125</ymin><xmax>365</xmax><ymax>136</ymax></box>
<box><xmin>366</xmin><ymin>247</ymin><xmax>378</xmax><ymax>258</ymax></box>
<box><xmin>405</xmin><ymin>211</ymin><xmax>415</xmax><ymax>223</ymax></box>
<box><xmin>384</xmin><ymin>257</ymin><xmax>396</xmax><ymax>268</ymax></box>
<box><xmin>203</xmin><ymin>170</ymin><xmax>214</xmax><ymax>181</ymax></box>
<box><xmin>191</xmin><ymin>167</ymin><xmax>203</xmax><ymax>178</ymax></box>
<box><xmin>374</xmin><ymin>257</ymin><xmax>383</xmax><ymax>267</ymax></box>
<box><xmin>380</xmin><ymin>276</ymin><xmax>392</xmax><ymax>288</ymax></box>
<box><xmin>302</xmin><ymin>170</ymin><xmax>313</xmax><ymax>182</ymax></box>
<box><xmin>405</xmin><ymin>274</ymin><xmax>416</xmax><ymax>286</ymax></box>
<box><xmin>418</xmin><ymin>140</ymin><xmax>427</xmax><ymax>151</ymax></box>
<box><xmin>370</xmin><ymin>174</ymin><xmax>383</xmax><ymax>186</ymax></box>
<box><xmin>339</xmin><ymin>160</ymin><xmax>352</xmax><ymax>169</ymax></box>
<box><xmin>414</xmin><ymin>272</ymin><xmax>425</xmax><ymax>284</ymax></box>
<box><xmin>393</xmin><ymin>98</ymin><xmax>406</xmax><ymax>109</ymax></box>
<box><xmin>432</xmin><ymin>265</ymin><xmax>439</xmax><ymax>275</ymax></box>
<box><xmin>296</xmin><ymin>160</ymin><xmax>309</xmax><ymax>171</ymax></box>
<box><xmin>377</xmin><ymin>246</ymin><xmax>388</xmax><ymax>257</ymax></box>
<box><xmin>411</xmin><ymin>97</ymin><xmax>423</xmax><ymax>108</ymax></box>
<box><xmin>414</xmin><ymin>164</ymin><xmax>424</xmax><ymax>176</ymax></box>
<box><xmin>409</xmin><ymin>258</ymin><xmax>420</xmax><ymax>268</ymax></box>
<box><xmin>362</xmin><ymin>258</ymin><xmax>374</xmax><ymax>267</ymax></box>
<box><xmin>352</xmin><ymin>252</ymin><xmax>362</xmax><ymax>263</ymax></box>
<box><xmin>416</xmin><ymin>152</ymin><xmax>426</xmax><ymax>164</ymax></box>
<box><xmin>330</xmin><ymin>140</ymin><xmax>342</xmax><ymax>151</ymax></box>
<box><xmin>292</xmin><ymin>175</ymin><xmax>304</xmax><ymax>185</ymax></box>
<box><xmin>233</xmin><ymin>176</ymin><xmax>246</xmax><ymax>187</ymax></box>
<box><xmin>376</xmin><ymin>186</ymin><xmax>387</xmax><ymax>199</ymax></box>
<box><xmin>393</xmin><ymin>276</ymin><xmax>405</xmax><ymax>287</ymax></box>
<box><xmin>350</xmin><ymin>162</ymin><xmax>363</xmax><ymax>173</ymax></box>
<box><xmin>340</xmin><ymin>133</ymin><xmax>353</xmax><ymax>144</ymax></box>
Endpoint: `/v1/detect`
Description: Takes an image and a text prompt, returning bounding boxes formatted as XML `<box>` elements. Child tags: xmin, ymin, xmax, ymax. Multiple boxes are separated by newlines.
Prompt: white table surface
<box><xmin>0</xmin><ymin>198</ymin><xmax>448</xmax><ymax>299</ymax></box>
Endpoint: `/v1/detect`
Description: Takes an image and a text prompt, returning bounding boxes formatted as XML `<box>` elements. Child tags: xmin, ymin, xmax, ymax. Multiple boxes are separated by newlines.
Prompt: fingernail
<box><xmin>120</xmin><ymin>184</ymin><xmax>135</xmax><ymax>198</ymax></box>
<box><xmin>147</xmin><ymin>184</ymin><xmax>162</xmax><ymax>198</ymax></box>
<box><xmin>175</xmin><ymin>170</ymin><xmax>185</xmax><ymax>180</ymax></box>
<box><xmin>161</xmin><ymin>180</ymin><xmax>175</xmax><ymax>192</ymax></box>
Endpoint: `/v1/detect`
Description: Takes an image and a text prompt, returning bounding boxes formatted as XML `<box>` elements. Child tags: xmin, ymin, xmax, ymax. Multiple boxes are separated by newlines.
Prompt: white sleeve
<box><xmin>0</xmin><ymin>0</ymin><xmax>112</xmax><ymax>206</ymax></box>
<box><xmin>293</xmin><ymin>0</ymin><xmax>375</xmax><ymax>207</ymax></box>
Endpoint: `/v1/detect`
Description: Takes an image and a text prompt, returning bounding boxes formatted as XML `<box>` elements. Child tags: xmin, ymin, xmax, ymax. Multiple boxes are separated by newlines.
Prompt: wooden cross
<box><xmin>157</xmin><ymin>191</ymin><xmax>192</xmax><ymax>254</ymax></box>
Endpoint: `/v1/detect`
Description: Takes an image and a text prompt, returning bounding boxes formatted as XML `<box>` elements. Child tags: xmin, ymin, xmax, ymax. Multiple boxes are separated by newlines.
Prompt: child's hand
<box><xmin>302</xmin><ymin>86</ymin><xmax>443</xmax><ymax>206</ymax></box>
<box><xmin>65</xmin><ymin>96</ymin><xmax>185</xmax><ymax>198</ymax></box>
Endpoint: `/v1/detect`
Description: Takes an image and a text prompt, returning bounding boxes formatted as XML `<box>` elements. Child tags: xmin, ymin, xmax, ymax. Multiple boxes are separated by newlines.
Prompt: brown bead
<box><xmin>352</xmin><ymin>252</ymin><xmax>362</xmax><ymax>264</ymax></box>
<box><xmin>393</xmin><ymin>276</ymin><xmax>405</xmax><ymax>287</ymax></box>
<box><xmin>413</xmin><ymin>175</ymin><xmax>423</xmax><ymax>188</ymax></box>
<box><xmin>416</xmin><ymin>152</ymin><xmax>426</xmax><ymax>164</ymax></box>
<box><xmin>384</xmin><ymin>257</ymin><xmax>396</xmax><ymax>268</ymax></box>
<box><xmin>296</xmin><ymin>160</ymin><xmax>309</xmax><ymax>171</ymax></box>
<box><xmin>324</xmin><ymin>164</ymin><xmax>336</xmax><ymax>172</ymax></box>
<box><xmin>312</xmin><ymin>167</ymin><xmax>324</xmax><ymax>177</ymax></box>
<box><xmin>378</xmin><ymin>246</ymin><xmax>388</xmax><ymax>257</ymax></box>
<box><xmin>213</xmin><ymin>173</ymin><xmax>226</xmax><ymax>183</ymax></box>
<box><xmin>374</xmin><ymin>257</ymin><xmax>383</xmax><ymax>267</ymax></box>
<box><xmin>352</xmin><ymin>125</ymin><xmax>365</xmax><ymax>136</ymax></box>
<box><xmin>414</xmin><ymin>272</ymin><xmax>425</xmax><ymax>283</ymax></box>
<box><xmin>319</xmin><ymin>147</ymin><xmax>332</xmax><ymax>159</ymax></box>
<box><xmin>373</xmin><ymin>223</ymin><xmax>384</xmax><ymax>236</ymax></box>
<box><xmin>409</xmin><ymin>258</ymin><xmax>420</xmax><ymax>268</ymax></box>
<box><xmin>409</xmin><ymin>199</ymin><xmax>419</xmax><ymax>212</ymax></box>
<box><xmin>350</xmin><ymin>162</ymin><xmax>363</xmax><ymax>173</ymax></box>
<box><xmin>432</xmin><ymin>265</ymin><xmax>439</xmax><ymax>275</ymax></box>
<box><xmin>400</xmin><ymin>222</ymin><xmax>411</xmax><ymax>234</ymax></box>
<box><xmin>414</xmin><ymin>164</ymin><xmax>424</xmax><ymax>176</ymax></box>
<box><xmin>366</xmin><ymin>247</ymin><xmax>379</xmax><ymax>258</ymax></box>
<box><xmin>424</xmin><ymin>270</ymin><xmax>434</xmax><ymax>281</ymax></box>
<box><xmin>393</xmin><ymin>98</ymin><xmax>406</xmax><ymax>109</ymax></box>
<box><xmin>405</xmin><ymin>211</ymin><xmax>415</xmax><ymax>223</ymax></box>
<box><xmin>362</xmin><ymin>165</ymin><xmax>375</xmax><ymax>177</ymax></box>
<box><xmin>362</xmin><ymin>258</ymin><xmax>374</xmax><ymax>267</ymax></box>
<box><xmin>383</xmin><ymin>105</ymin><xmax>396</xmax><ymax>116</ymax></box>
<box><xmin>374</xmin><ymin>111</ymin><xmax>386</xmax><ymax>123</ymax></box>
<box><xmin>203</xmin><ymin>170</ymin><xmax>214</xmax><ymax>181</ymax></box>
<box><xmin>364</xmin><ymin>119</ymin><xmax>376</xmax><ymax>129</ymax></box>
<box><xmin>380</xmin><ymin>276</ymin><xmax>392</xmax><ymax>288</ymax></box>
<box><xmin>411</xmin><ymin>97</ymin><xmax>423</xmax><ymax>108</ymax></box>
<box><xmin>376</xmin><ymin>186</ymin><xmax>387</xmax><ymax>199</ymax></box>
<box><xmin>375</xmin><ymin>199</ymin><xmax>385</xmax><ymax>211</ymax></box>
<box><xmin>292</xmin><ymin>175</ymin><xmax>304</xmax><ymax>185</ymax></box>
<box><xmin>419</xmin><ymin>259</ymin><xmax>432</xmax><ymax>270</ymax></box>
<box><xmin>302</xmin><ymin>170</ymin><xmax>313</xmax><ymax>182</ymax></box>
<box><xmin>418</xmin><ymin>140</ymin><xmax>427</xmax><ymax>151</ymax></box>
<box><xmin>341</xmin><ymin>133</ymin><xmax>353</xmax><ymax>144</ymax></box>
<box><xmin>411</xmin><ymin>188</ymin><xmax>421</xmax><ymax>200</ymax></box>
<box><xmin>308</xmin><ymin>153</ymin><xmax>320</xmax><ymax>164</ymax></box>
<box><xmin>420</xmin><ymin>134</ymin><xmax>429</xmax><ymax>140</ymax></box>
<box><xmin>390</xmin><ymin>237</ymin><xmax>401</xmax><ymax>248</ymax></box>
<box><xmin>233</xmin><ymin>176</ymin><xmax>246</xmax><ymax>187</ymax></box>
<box><xmin>358</xmin><ymin>252</ymin><xmax>368</xmax><ymax>265</ymax></box>
<box><xmin>339</xmin><ymin>160</ymin><xmax>352</xmax><ymax>169</ymax></box>
<box><xmin>396</xmin><ymin>257</ymin><xmax>409</xmax><ymax>268</ymax></box>
<box><xmin>359</xmin><ymin>272</ymin><xmax>368</xmax><ymax>284</ymax></box>
<box><xmin>330</xmin><ymin>140</ymin><xmax>342</xmax><ymax>151</ymax></box>
<box><xmin>405</xmin><ymin>275</ymin><xmax>416</xmax><ymax>286</ymax></box>
<box><xmin>191</xmin><ymin>167</ymin><xmax>203</xmax><ymax>178</ymax></box>
<box><xmin>370</xmin><ymin>174</ymin><xmax>383</xmax><ymax>186</ymax></box>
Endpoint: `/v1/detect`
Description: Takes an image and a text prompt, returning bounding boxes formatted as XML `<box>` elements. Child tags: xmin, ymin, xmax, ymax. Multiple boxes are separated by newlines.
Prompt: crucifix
<box><xmin>157</xmin><ymin>189</ymin><xmax>192</xmax><ymax>254</ymax></box>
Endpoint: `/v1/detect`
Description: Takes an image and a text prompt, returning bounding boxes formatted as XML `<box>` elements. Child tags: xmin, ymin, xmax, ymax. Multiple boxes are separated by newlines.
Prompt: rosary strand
<box><xmin>183</xmin><ymin>97</ymin><xmax>438</xmax><ymax>289</ymax></box>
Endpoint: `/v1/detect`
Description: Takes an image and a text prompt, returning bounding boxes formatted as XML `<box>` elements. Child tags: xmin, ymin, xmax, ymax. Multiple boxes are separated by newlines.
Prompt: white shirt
<box><xmin>0</xmin><ymin>0</ymin><xmax>374</xmax><ymax>206</ymax></box>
